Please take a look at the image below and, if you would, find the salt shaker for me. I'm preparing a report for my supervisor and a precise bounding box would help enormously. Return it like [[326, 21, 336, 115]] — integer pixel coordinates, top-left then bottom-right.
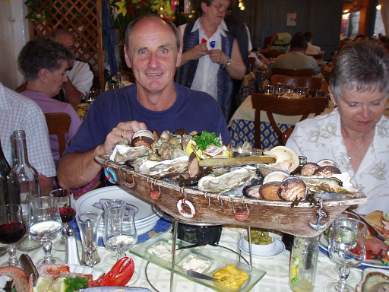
[[289, 236, 319, 292]]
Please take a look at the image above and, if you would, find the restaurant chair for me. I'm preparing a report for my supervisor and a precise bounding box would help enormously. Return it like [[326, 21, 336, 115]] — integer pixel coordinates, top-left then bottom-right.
[[261, 49, 284, 59], [271, 68, 315, 76], [251, 93, 328, 148], [270, 74, 322, 91], [45, 112, 71, 157], [307, 52, 324, 60]]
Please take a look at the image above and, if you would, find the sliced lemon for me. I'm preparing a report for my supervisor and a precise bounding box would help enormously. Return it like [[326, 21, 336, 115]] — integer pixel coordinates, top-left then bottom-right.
[[51, 277, 66, 292], [36, 276, 53, 292]]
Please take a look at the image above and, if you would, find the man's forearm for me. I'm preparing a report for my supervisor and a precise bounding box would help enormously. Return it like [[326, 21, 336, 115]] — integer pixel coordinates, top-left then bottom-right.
[[57, 145, 104, 189]]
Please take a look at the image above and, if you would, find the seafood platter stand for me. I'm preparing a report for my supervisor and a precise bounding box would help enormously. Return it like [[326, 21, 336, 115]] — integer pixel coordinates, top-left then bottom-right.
[[3, 130, 384, 291]]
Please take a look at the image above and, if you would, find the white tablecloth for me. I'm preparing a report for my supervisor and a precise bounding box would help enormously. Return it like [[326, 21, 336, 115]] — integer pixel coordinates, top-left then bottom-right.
[[1, 227, 370, 292]]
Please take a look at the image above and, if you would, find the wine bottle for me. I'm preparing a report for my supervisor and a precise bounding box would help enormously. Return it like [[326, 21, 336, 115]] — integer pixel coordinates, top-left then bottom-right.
[[7, 130, 40, 209], [0, 139, 10, 206]]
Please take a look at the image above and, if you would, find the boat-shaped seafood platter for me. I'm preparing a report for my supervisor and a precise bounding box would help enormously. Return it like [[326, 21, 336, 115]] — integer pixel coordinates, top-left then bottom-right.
[[96, 130, 367, 237]]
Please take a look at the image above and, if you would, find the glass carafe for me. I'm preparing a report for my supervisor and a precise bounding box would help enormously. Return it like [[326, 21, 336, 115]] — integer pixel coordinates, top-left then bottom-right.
[[289, 236, 319, 292]]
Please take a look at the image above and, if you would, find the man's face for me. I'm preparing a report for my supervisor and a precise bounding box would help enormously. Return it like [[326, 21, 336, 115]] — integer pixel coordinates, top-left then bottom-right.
[[336, 88, 387, 134], [55, 34, 75, 53], [44, 60, 69, 97], [202, 0, 231, 26], [124, 18, 181, 98]]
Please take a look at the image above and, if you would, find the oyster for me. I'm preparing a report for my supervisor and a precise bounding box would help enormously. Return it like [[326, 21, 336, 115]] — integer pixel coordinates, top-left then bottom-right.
[[198, 167, 256, 193], [298, 176, 349, 193], [317, 159, 338, 167], [110, 145, 149, 163], [138, 156, 188, 177], [264, 146, 299, 173]]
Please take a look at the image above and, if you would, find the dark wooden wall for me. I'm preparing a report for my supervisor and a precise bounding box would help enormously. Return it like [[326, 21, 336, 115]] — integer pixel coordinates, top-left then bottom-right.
[[232, 0, 343, 59]]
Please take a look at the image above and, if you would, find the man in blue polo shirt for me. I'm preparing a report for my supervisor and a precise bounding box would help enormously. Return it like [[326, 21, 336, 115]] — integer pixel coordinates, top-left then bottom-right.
[[57, 15, 230, 190]]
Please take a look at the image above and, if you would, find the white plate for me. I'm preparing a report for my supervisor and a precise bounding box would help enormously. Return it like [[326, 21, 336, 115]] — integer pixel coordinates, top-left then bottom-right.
[[76, 186, 160, 236], [76, 186, 156, 221], [239, 238, 285, 257]]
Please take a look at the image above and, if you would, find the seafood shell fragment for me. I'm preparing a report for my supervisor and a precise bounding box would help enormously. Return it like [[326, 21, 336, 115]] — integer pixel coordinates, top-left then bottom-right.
[[198, 167, 256, 193], [314, 165, 341, 178], [317, 159, 338, 167]]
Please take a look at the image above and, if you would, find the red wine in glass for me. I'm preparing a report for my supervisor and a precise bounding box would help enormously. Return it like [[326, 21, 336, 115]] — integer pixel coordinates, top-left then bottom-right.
[[0, 222, 26, 244], [59, 207, 76, 223]]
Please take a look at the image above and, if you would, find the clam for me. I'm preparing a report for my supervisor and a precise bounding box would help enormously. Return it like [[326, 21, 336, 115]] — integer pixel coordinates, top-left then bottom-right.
[[278, 177, 306, 201], [314, 165, 341, 178], [260, 182, 282, 201], [263, 171, 289, 184], [300, 162, 320, 176], [317, 159, 338, 168], [264, 146, 299, 173]]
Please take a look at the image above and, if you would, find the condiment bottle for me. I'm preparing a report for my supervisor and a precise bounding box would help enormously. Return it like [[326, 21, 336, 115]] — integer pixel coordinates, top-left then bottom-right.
[[289, 236, 319, 292], [0, 138, 10, 206], [7, 130, 40, 210]]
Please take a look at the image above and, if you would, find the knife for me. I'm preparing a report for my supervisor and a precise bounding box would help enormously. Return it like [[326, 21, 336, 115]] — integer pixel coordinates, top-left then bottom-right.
[[186, 270, 215, 281]]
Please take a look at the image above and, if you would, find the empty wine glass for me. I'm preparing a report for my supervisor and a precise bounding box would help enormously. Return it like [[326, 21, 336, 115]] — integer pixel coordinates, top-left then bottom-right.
[[49, 188, 75, 251], [104, 203, 137, 259], [327, 217, 367, 292], [0, 204, 26, 266], [29, 196, 63, 265]]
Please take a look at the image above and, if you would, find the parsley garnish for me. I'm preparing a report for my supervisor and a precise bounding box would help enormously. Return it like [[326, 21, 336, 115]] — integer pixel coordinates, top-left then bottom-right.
[[193, 131, 221, 151]]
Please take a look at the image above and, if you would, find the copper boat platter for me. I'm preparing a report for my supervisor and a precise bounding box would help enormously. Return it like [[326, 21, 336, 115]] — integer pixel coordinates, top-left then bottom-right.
[[96, 155, 367, 237]]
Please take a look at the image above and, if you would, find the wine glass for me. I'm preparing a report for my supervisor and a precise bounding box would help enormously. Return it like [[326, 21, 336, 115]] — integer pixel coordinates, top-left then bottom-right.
[[0, 204, 26, 266], [49, 188, 75, 251], [29, 196, 63, 265], [104, 203, 137, 259], [327, 217, 367, 292]]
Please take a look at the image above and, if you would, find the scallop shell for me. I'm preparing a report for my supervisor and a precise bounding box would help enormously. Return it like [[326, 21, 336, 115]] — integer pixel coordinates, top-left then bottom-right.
[[264, 146, 299, 173]]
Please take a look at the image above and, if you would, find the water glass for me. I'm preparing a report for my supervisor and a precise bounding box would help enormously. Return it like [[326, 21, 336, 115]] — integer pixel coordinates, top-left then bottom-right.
[[29, 196, 62, 265], [104, 204, 137, 259], [327, 217, 366, 292]]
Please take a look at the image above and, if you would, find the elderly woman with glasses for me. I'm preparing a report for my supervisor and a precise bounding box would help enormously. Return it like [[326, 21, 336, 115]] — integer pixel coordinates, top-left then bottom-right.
[[286, 41, 389, 215]]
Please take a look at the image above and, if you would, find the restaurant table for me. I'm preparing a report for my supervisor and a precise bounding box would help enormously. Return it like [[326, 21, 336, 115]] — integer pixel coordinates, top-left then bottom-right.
[[1, 227, 367, 292]]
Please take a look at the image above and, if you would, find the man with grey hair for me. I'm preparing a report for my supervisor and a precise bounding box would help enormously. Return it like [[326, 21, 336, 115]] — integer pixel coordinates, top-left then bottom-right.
[[286, 41, 389, 214], [58, 15, 229, 192]]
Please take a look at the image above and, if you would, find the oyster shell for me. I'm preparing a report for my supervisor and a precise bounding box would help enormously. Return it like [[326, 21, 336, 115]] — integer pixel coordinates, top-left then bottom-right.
[[198, 167, 256, 193], [298, 176, 351, 193], [317, 159, 338, 167], [314, 165, 341, 178]]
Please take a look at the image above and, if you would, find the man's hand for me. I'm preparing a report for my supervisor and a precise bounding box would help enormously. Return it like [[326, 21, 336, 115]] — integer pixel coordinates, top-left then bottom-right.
[[100, 121, 147, 155]]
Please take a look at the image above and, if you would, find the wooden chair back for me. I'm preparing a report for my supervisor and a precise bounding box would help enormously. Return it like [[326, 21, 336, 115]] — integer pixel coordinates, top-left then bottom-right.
[[270, 74, 322, 91], [271, 68, 315, 76], [45, 113, 71, 157], [251, 93, 329, 148], [261, 49, 284, 59]]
